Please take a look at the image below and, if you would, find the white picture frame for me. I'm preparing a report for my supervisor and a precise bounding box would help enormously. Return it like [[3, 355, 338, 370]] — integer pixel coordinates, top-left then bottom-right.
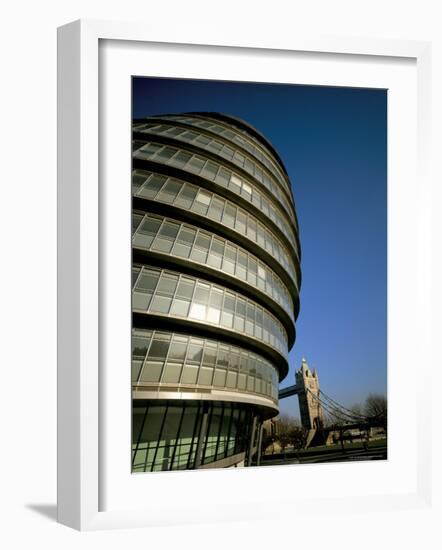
[[57, 19, 432, 531]]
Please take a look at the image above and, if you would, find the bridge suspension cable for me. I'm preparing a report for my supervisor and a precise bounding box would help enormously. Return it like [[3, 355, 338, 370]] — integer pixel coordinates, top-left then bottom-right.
[[318, 390, 367, 421], [306, 388, 369, 424]]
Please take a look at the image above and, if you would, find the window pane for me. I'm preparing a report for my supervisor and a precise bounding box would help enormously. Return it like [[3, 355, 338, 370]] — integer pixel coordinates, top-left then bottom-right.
[[140, 361, 163, 383], [159, 221, 180, 240], [157, 180, 181, 204], [222, 204, 236, 228], [201, 161, 218, 180], [170, 150, 192, 168], [176, 278, 195, 299], [135, 270, 159, 292], [189, 303, 206, 320], [168, 339, 188, 362], [207, 197, 224, 221], [187, 341, 204, 364], [176, 184, 197, 208], [138, 174, 167, 199], [187, 155, 206, 174], [181, 364, 198, 384], [156, 274, 178, 296], [149, 295, 172, 313], [132, 292, 151, 311], [194, 282, 210, 304], [156, 146, 177, 162], [161, 362, 182, 383], [148, 338, 170, 360]]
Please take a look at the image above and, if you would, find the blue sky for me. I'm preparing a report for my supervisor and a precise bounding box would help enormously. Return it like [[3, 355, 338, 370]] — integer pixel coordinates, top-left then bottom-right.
[[133, 77, 387, 418]]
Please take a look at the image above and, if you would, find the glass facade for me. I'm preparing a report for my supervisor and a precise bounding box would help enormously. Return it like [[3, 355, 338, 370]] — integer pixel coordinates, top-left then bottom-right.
[[132, 142, 299, 256], [132, 168, 298, 285], [132, 212, 295, 320], [132, 401, 254, 472], [132, 266, 288, 358], [133, 121, 294, 215], [135, 114, 293, 198], [132, 112, 301, 471], [132, 329, 279, 401]]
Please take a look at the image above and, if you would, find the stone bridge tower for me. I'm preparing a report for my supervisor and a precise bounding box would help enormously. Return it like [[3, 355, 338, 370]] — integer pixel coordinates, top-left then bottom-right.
[[295, 358, 324, 430]]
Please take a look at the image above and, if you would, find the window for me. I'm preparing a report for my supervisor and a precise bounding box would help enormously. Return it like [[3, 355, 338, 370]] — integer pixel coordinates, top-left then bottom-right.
[[192, 189, 212, 215], [137, 173, 167, 199], [226, 350, 240, 389], [221, 145, 234, 160], [248, 258, 257, 285], [132, 171, 149, 193], [220, 292, 235, 328], [176, 277, 195, 299], [190, 231, 211, 263], [222, 203, 236, 228], [236, 211, 247, 234], [207, 196, 224, 222], [230, 174, 242, 193], [246, 303, 255, 336], [170, 150, 192, 168], [215, 167, 230, 187], [208, 140, 223, 153], [156, 273, 178, 296], [169, 299, 190, 317], [236, 251, 247, 280], [189, 302, 206, 321], [201, 161, 219, 181], [242, 181, 252, 198], [186, 341, 204, 364], [172, 226, 196, 258], [168, 337, 188, 362], [222, 244, 236, 275], [165, 127, 185, 137], [195, 134, 210, 146], [133, 216, 161, 248], [187, 155, 206, 174], [207, 288, 223, 324], [247, 218, 257, 241], [208, 238, 224, 269], [147, 336, 170, 361], [151, 221, 180, 253], [175, 183, 197, 209], [156, 146, 177, 162], [138, 142, 162, 157], [135, 269, 159, 293], [156, 179, 182, 204], [193, 282, 210, 304]]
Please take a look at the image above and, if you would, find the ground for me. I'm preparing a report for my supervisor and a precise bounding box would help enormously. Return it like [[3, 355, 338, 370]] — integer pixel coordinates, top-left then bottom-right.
[[261, 438, 387, 466]]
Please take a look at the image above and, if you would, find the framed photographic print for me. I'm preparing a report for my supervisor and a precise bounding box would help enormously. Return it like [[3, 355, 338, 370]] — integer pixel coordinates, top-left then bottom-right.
[[57, 19, 432, 530]]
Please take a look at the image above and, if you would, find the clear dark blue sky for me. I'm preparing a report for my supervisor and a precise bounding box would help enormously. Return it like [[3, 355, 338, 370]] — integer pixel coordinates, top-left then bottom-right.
[[133, 77, 387, 418]]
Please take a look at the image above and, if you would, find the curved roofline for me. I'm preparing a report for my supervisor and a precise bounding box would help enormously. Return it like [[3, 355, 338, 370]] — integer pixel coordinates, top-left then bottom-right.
[[185, 111, 291, 184]]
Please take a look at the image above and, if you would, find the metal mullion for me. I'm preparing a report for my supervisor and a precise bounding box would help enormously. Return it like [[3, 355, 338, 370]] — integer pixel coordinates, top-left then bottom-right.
[[177, 333, 191, 385], [132, 265, 144, 291], [187, 402, 202, 469], [225, 403, 235, 458], [136, 332, 155, 384], [213, 402, 225, 461], [151, 403, 169, 472], [157, 332, 175, 384], [235, 409, 246, 455], [132, 404, 149, 470], [169, 401, 186, 470], [201, 404, 214, 464]]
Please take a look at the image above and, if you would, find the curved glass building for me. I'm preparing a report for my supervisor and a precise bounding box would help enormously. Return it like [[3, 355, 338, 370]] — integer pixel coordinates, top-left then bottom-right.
[[131, 112, 301, 471]]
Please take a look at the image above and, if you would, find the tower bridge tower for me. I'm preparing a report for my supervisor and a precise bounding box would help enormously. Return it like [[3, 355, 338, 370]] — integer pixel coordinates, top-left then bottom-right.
[[295, 358, 324, 430]]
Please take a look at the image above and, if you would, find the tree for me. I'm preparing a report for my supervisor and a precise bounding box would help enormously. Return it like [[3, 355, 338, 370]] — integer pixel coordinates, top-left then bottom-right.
[[349, 403, 364, 418], [273, 414, 307, 452], [364, 393, 387, 431]]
